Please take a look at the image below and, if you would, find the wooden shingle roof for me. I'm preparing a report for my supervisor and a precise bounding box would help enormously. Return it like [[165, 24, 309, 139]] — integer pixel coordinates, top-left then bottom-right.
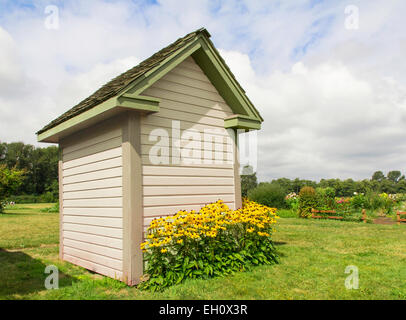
[[37, 28, 209, 134]]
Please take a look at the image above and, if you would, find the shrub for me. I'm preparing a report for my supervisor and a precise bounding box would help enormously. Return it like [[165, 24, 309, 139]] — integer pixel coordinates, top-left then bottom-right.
[[0, 165, 26, 213], [351, 193, 366, 210], [379, 193, 395, 214], [6, 192, 58, 204], [248, 183, 287, 209], [285, 192, 299, 210], [139, 199, 279, 291], [335, 197, 352, 212], [240, 165, 258, 197], [40, 202, 59, 213], [298, 186, 317, 218], [316, 187, 336, 210], [363, 191, 383, 211]]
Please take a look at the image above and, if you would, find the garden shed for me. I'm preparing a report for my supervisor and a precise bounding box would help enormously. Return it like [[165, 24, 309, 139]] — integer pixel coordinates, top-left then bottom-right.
[[36, 28, 263, 285]]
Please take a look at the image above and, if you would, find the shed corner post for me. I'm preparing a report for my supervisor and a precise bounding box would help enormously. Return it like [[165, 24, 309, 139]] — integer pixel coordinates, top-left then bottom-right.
[[122, 111, 143, 286], [58, 146, 64, 261], [232, 128, 242, 210]]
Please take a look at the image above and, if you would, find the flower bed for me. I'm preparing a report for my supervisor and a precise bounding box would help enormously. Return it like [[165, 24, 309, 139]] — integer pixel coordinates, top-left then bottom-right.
[[139, 199, 279, 291]]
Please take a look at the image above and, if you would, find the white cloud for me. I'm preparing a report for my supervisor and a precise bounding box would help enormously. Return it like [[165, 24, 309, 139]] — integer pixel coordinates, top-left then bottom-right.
[[1, 0, 406, 181], [220, 49, 406, 181]]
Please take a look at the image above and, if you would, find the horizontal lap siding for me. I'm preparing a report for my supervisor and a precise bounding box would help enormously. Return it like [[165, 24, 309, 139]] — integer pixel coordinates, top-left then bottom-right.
[[141, 57, 236, 230], [61, 119, 124, 280]]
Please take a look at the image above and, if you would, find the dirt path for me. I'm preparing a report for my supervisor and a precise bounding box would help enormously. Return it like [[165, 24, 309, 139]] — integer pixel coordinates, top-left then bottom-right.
[[373, 217, 396, 225]]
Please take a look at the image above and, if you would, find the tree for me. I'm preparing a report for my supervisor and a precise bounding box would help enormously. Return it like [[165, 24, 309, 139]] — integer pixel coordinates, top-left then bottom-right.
[[0, 165, 26, 212], [397, 180, 406, 193], [240, 165, 258, 197], [0, 142, 59, 196], [372, 171, 385, 182], [387, 170, 402, 183], [380, 179, 397, 194]]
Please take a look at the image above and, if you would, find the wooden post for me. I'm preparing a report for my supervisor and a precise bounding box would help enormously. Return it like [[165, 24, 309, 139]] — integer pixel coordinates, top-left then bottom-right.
[[58, 148, 64, 260], [231, 129, 242, 210], [122, 112, 143, 286], [398, 211, 401, 226], [362, 209, 367, 223]]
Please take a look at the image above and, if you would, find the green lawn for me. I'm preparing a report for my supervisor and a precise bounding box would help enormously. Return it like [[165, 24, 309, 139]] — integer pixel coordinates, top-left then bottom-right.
[[1, 204, 405, 300]]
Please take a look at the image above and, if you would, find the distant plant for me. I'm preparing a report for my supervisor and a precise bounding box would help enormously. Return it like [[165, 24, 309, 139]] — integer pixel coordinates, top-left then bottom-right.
[[335, 197, 352, 212], [379, 193, 395, 214], [359, 191, 395, 214], [298, 186, 317, 218], [6, 191, 59, 204], [316, 187, 336, 210], [0, 165, 26, 213], [285, 192, 299, 210], [240, 165, 258, 197], [248, 183, 288, 209], [40, 202, 59, 213], [351, 193, 366, 209]]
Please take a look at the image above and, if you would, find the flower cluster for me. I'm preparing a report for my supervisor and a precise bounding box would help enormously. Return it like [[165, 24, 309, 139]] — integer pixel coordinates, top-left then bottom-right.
[[285, 192, 298, 200], [139, 199, 279, 291], [141, 198, 279, 252], [336, 197, 351, 204]]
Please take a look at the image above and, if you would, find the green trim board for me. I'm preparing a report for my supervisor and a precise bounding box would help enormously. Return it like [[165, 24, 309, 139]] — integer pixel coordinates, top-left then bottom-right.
[[224, 114, 261, 130], [37, 28, 263, 143], [117, 95, 160, 113], [37, 95, 160, 143], [123, 40, 203, 97], [37, 96, 118, 143], [192, 37, 263, 122]]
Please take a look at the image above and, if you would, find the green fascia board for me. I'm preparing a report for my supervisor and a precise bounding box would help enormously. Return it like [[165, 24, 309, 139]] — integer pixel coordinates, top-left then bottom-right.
[[37, 95, 160, 142], [123, 40, 203, 96], [37, 96, 118, 142], [192, 37, 263, 123], [224, 114, 261, 130], [117, 94, 160, 113]]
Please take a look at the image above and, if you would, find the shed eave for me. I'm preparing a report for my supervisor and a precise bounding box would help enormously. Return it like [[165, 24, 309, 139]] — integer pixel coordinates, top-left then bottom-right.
[[37, 95, 160, 143], [224, 114, 262, 130]]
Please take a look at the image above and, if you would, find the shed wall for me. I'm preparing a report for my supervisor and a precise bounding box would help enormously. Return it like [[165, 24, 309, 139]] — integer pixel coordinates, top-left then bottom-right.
[[140, 57, 239, 229], [60, 118, 124, 280]]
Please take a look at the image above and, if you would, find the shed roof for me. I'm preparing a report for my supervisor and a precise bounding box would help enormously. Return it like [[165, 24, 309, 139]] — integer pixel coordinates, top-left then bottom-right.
[[37, 28, 263, 141]]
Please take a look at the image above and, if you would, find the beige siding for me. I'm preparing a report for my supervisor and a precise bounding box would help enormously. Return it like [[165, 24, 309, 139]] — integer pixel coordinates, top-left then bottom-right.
[[140, 57, 237, 229], [60, 118, 124, 280]]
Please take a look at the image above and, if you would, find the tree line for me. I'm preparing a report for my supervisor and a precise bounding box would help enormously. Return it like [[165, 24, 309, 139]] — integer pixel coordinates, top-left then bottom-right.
[[241, 168, 406, 197], [1, 142, 405, 202], [0, 142, 59, 200]]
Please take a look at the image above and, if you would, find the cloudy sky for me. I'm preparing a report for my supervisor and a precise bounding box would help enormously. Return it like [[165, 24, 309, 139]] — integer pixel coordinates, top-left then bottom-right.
[[0, 0, 405, 181]]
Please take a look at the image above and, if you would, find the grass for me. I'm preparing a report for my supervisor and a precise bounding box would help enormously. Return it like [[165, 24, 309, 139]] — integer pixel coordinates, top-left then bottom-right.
[[1, 204, 406, 300], [0, 203, 59, 249], [277, 207, 399, 222]]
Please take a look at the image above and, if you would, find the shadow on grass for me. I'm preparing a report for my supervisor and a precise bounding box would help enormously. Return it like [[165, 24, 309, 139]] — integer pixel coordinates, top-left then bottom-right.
[[0, 248, 73, 298], [274, 241, 287, 246], [1, 212, 43, 217]]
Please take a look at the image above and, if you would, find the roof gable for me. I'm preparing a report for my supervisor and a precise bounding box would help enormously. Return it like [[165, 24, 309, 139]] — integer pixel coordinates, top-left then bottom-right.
[[37, 28, 263, 142]]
